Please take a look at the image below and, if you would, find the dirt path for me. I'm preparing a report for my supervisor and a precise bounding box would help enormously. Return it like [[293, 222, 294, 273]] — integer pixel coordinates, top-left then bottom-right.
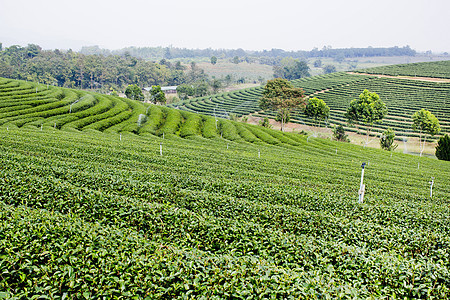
[[347, 72, 450, 83]]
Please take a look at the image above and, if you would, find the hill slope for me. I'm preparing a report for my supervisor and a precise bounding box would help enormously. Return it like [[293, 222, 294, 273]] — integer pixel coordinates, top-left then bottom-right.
[[170, 62, 450, 139], [1, 77, 450, 298]]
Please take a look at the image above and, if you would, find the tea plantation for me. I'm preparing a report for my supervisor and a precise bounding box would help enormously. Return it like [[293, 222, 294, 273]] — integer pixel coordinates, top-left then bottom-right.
[[0, 77, 450, 299], [170, 62, 450, 139]]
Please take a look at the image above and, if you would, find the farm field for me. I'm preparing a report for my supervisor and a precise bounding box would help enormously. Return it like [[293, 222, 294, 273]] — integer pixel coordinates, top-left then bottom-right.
[[0, 77, 450, 298], [171, 62, 450, 144]]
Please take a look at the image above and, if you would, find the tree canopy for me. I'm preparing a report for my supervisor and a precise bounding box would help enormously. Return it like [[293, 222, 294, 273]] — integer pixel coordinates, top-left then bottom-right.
[[412, 109, 441, 156], [150, 85, 166, 104], [273, 58, 310, 80], [260, 78, 305, 131], [125, 84, 144, 101], [304, 97, 330, 128], [345, 89, 387, 146]]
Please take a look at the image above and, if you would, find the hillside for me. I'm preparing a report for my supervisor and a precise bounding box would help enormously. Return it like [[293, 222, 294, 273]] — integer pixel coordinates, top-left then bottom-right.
[[171, 61, 450, 143], [1, 77, 450, 298]]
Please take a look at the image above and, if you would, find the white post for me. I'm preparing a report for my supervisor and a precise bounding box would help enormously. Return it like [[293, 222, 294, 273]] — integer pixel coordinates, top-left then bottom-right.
[[429, 177, 434, 198], [160, 142, 163, 156], [40, 124, 43, 131], [258, 149, 260, 158], [227, 143, 229, 150], [119, 133, 122, 141], [54, 123, 56, 129], [336, 148, 338, 155], [358, 162, 366, 203]]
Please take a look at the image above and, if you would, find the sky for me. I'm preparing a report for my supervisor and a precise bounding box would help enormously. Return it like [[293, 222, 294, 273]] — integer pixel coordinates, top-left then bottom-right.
[[0, 0, 449, 52]]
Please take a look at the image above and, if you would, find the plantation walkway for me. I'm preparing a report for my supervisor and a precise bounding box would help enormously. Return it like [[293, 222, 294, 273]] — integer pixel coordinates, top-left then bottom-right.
[[347, 72, 450, 83]]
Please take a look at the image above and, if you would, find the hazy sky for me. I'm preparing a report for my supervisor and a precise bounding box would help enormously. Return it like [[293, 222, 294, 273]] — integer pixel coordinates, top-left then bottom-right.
[[1, 0, 449, 52]]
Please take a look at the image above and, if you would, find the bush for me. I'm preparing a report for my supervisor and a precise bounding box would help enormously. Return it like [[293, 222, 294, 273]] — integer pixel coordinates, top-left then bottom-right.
[[435, 134, 450, 161], [380, 128, 398, 151], [333, 125, 350, 142], [259, 117, 272, 128]]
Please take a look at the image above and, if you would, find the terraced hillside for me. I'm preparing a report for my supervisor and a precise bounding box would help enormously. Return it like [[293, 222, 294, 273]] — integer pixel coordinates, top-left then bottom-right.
[[170, 64, 450, 139], [1, 114, 450, 298], [0, 77, 312, 145], [354, 60, 450, 79]]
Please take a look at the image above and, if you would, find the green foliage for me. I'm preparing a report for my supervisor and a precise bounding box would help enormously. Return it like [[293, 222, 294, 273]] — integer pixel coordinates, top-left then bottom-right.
[[346, 89, 387, 126], [125, 84, 144, 100], [304, 97, 330, 126], [193, 81, 209, 97], [323, 64, 337, 74], [275, 108, 290, 124], [380, 128, 398, 151], [435, 134, 450, 161], [232, 56, 239, 64], [150, 85, 166, 104], [210, 56, 217, 65], [412, 109, 441, 156], [259, 117, 272, 128], [333, 124, 350, 142], [210, 79, 222, 93], [273, 58, 310, 80], [260, 78, 305, 111], [412, 109, 441, 136], [177, 84, 195, 100]]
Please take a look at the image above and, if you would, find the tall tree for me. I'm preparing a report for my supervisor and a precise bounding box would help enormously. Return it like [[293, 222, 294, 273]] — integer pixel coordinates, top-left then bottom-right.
[[412, 109, 440, 157], [259, 78, 305, 131], [304, 97, 330, 133], [273, 58, 310, 80], [150, 85, 166, 104], [125, 84, 144, 101], [345, 89, 387, 147], [210, 56, 217, 65]]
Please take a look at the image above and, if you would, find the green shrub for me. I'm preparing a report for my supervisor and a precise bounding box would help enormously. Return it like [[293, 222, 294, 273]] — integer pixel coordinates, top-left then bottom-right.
[[435, 134, 450, 161]]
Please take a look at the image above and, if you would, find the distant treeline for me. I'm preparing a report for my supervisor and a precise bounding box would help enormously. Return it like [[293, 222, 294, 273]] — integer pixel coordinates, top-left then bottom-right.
[[81, 45, 417, 63], [0, 44, 207, 91]]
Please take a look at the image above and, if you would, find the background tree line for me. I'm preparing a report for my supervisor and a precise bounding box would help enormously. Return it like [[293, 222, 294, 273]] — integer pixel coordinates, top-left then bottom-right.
[[0, 44, 209, 93], [80, 45, 417, 63]]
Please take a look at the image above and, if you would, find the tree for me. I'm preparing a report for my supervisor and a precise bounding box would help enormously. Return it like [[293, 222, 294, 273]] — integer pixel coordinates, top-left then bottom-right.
[[211, 79, 222, 93], [435, 134, 450, 161], [380, 128, 398, 151], [125, 84, 144, 100], [323, 64, 336, 74], [345, 89, 387, 147], [259, 78, 305, 131], [273, 58, 310, 80], [412, 109, 441, 157], [313, 59, 322, 68], [176, 84, 194, 100], [150, 85, 166, 104], [210, 56, 217, 65], [304, 97, 330, 132], [333, 125, 350, 142], [193, 81, 209, 97], [232, 56, 239, 64], [275, 108, 290, 129]]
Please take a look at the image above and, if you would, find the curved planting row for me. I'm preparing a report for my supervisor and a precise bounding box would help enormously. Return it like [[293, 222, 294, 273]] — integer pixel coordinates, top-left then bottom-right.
[[0, 121, 449, 298], [171, 69, 449, 139], [355, 60, 450, 79], [0, 77, 316, 147]]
